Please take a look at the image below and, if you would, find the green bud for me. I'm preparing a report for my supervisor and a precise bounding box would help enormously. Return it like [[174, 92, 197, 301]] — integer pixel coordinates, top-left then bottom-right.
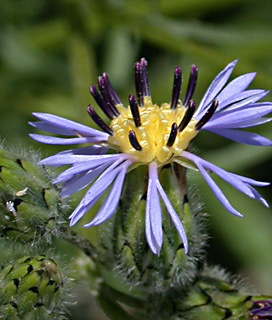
[[90, 164, 206, 296], [173, 266, 272, 320], [0, 145, 67, 243], [0, 255, 64, 320], [90, 264, 272, 320]]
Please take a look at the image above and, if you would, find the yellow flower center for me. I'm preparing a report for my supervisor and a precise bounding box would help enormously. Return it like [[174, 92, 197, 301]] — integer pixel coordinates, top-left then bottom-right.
[[108, 97, 198, 164]]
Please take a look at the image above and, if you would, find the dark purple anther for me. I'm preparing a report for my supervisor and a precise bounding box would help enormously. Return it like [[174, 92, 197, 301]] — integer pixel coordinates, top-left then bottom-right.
[[98, 76, 120, 117], [134, 62, 144, 107], [87, 105, 113, 135], [128, 130, 142, 151], [170, 67, 182, 109], [183, 65, 198, 107], [140, 58, 151, 97], [178, 100, 196, 132], [129, 94, 141, 127], [90, 85, 115, 120], [102, 73, 122, 106], [167, 123, 178, 147], [195, 100, 218, 130]]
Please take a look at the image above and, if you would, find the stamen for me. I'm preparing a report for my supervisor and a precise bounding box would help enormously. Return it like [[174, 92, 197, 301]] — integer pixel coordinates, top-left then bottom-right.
[[167, 123, 178, 147], [178, 100, 196, 132], [195, 99, 219, 130], [102, 73, 122, 106], [134, 62, 144, 107], [140, 58, 151, 97], [90, 85, 114, 120], [183, 65, 198, 107], [98, 77, 120, 117], [87, 105, 113, 135], [129, 94, 141, 127], [128, 130, 142, 151], [170, 67, 182, 109]]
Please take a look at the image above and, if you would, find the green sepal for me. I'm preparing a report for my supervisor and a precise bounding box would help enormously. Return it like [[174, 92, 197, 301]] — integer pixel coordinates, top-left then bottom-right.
[[174, 157, 198, 172]]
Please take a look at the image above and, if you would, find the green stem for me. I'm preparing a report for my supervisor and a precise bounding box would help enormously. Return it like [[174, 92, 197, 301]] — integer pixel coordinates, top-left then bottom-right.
[[60, 225, 98, 261]]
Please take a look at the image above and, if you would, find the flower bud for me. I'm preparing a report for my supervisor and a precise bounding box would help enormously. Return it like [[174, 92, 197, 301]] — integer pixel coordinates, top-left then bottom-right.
[[90, 263, 272, 320], [0, 146, 66, 243], [173, 266, 272, 320], [0, 255, 64, 319]]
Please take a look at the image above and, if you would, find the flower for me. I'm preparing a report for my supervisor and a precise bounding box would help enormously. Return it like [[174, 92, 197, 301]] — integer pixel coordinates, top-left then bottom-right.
[[250, 299, 272, 319], [29, 58, 271, 255]]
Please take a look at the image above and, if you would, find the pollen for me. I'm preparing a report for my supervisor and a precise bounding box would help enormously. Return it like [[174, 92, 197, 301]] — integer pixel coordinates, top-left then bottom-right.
[[108, 97, 198, 164]]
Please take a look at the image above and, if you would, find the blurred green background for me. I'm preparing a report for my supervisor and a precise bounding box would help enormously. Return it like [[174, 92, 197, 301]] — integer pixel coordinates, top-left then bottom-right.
[[1, 0, 272, 318]]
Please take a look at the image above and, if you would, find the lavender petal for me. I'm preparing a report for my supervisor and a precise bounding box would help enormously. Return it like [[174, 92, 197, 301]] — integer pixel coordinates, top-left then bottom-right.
[[182, 152, 255, 199], [145, 174, 160, 255], [202, 117, 272, 130], [32, 112, 107, 138], [82, 164, 124, 207], [182, 151, 269, 204], [216, 89, 265, 111], [198, 164, 243, 217], [30, 134, 105, 145], [181, 151, 244, 217], [218, 90, 270, 113], [215, 72, 256, 105], [39, 153, 121, 167], [149, 163, 163, 254], [69, 155, 127, 225], [54, 161, 112, 184], [56, 145, 108, 156], [60, 164, 109, 197], [233, 174, 270, 187], [29, 121, 80, 136], [247, 186, 269, 207], [195, 60, 238, 117], [84, 161, 131, 227], [202, 104, 272, 129], [69, 159, 127, 225], [69, 196, 100, 227], [205, 128, 272, 146]]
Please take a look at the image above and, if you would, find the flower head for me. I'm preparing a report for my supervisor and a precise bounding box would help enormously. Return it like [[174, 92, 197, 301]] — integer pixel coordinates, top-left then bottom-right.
[[30, 58, 271, 255]]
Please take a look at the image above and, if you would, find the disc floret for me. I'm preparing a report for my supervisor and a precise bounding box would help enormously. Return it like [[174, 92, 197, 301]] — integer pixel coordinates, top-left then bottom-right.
[[108, 97, 198, 164]]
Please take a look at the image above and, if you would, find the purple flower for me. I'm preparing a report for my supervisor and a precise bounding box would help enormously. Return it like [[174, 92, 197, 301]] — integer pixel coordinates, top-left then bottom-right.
[[250, 299, 272, 319], [29, 58, 271, 255]]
